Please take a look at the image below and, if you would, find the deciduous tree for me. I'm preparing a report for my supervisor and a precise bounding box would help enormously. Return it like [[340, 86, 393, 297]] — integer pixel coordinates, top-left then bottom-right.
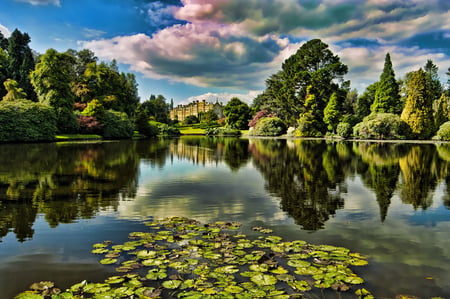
[[223, 97, 251, 130]]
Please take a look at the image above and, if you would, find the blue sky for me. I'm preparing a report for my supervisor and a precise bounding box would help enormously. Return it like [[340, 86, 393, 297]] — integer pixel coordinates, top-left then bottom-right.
[[0, 0, 449, 105]]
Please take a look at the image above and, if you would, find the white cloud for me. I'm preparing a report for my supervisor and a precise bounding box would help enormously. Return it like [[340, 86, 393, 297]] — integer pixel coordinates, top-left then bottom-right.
[[0, 24, 11, 37], [82, 28, 106, 39], [15, 0, 60, 6], [185, 90, 261, 106]]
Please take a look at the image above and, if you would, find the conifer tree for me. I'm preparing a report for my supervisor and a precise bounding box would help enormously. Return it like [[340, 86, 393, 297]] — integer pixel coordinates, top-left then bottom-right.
[[371, 53, 401, 114], [401, 69, 434, 139], [424, 59, 442, 102], [323, 92, 340, 133], [433, 93, 449, 131]]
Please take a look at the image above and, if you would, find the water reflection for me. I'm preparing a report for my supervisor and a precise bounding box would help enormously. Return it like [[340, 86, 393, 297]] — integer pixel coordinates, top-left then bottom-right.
[[1, 138, 450, 243]]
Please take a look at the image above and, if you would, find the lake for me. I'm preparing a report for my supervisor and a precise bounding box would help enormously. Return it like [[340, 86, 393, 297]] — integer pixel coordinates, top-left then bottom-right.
[[0, 137, 449, 298]]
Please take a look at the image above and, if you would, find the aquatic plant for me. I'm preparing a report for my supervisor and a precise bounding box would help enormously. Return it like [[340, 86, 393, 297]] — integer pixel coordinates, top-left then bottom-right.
[[15, 216, 373, 298]]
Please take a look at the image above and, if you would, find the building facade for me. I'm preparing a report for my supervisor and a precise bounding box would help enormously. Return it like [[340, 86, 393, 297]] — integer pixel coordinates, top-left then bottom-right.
[[170, 100, 224, 121]]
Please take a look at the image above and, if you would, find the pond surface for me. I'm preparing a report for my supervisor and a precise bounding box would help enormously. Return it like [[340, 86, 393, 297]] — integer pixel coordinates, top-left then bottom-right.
[[0, 137, 449, 298]]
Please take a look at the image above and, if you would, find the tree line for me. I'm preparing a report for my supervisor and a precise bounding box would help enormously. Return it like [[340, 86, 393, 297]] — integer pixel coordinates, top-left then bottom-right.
[[1, 29, 450, 141]]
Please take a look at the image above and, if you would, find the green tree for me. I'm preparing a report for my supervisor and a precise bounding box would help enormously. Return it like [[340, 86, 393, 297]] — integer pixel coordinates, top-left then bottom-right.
[[141, 94, 170, 123], [401, 69, 434, 139], [261, 39, 348, 127], [3, 79, 27, 101], [0, 31, 8, 50], [355, 82, 378, 122], [223, 97, 251, 130], [371, 53, 401, 114], [433, 93, 449, 131], [323, 92, 340, 133], [30, 48, 78, 132], [424, 59, 443, 102], [446, 67, 450, 96], [0, 48, 10, 98], [7, 29, 36, 101]]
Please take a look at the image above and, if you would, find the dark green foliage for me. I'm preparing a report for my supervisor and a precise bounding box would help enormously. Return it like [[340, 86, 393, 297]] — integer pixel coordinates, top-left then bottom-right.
[[336, 122, 352, 138], [371, 53, 401, 114], [183, 115, 199, 125], [401, 69, 434, 139], [135, 106, 158, 137], [198, 110, 218, 125], [141, 94, 170, 123], [6, 29, 36, 101], [434, 121, 450, 141], [424, 59, 443, 102], [433, 93, 449, 131], [102, 110, 134, 139], [354, 113, 409, 140], [251, 117, 287, 136], [157, 123, 181, 136], [56, 107, 79, 134], [223, 97, 251, 129], [355, 82, 377, 122], [0, 99, 56, 141], [258, 39, 348, 127], [0, 48, 8, 98]]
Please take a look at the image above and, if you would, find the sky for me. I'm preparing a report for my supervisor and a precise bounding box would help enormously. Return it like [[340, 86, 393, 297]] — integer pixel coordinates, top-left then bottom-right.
[[0, 0, 449, 106]]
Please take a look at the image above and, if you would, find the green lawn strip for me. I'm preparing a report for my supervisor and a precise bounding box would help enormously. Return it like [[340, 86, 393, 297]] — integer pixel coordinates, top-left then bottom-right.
[[56, 134, 102, 140]]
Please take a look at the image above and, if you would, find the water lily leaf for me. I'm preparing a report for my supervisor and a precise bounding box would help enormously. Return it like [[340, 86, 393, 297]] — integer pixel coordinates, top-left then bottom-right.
[[294, 266, 322, 275], [104, 276, 124, 284], [275, 274, 294, 282], [215, 265, 239, 274], [12, 291, 43, 299], [348, 259, 369, 266], [250, 274, 277, 286], [240, 271, 259, 277], [91, 248, 109, 254], [83, 283, 110, 293], [270, 266, 289, 274], [162, 280, 182, 289], [30, 281, 54, 290], [288, 280, 311, 291], [136, 250, 157, 259], [93, 243, 108, 248], [100, 258, 117, 265], [123, 278, 142, 288], [287, 259, 310, 268], [249, 264, 269, 272], [146, 269, 167, 280], [344, 276, 364, 284]]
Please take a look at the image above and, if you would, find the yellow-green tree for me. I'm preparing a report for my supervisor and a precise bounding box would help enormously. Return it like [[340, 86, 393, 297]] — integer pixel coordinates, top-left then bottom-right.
[[401, 69, 434, 139], [2, 79, 26, 101]]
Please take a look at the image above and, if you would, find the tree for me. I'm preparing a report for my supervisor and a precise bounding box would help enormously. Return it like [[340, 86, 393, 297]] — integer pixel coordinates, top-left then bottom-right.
[[223, 97, 252, 130], [30, 48, 78, 132], [0, 31, 8, 50], [7, 29, 36, 101], [3, 79, 27, 101], [371, 53, 401, 114], [323, 92, 341, 133], [0, 48, 9, 98], [261, 39, 348, 127], [401, 68, 434, 139], [433, 93, 449, 130], [424, 59, 443, 102], [141, 94, 170, 123], [447, 67, 450, 96]]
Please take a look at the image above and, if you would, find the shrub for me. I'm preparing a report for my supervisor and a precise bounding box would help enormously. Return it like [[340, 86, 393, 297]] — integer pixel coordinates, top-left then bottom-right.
[[434, 121, 450, 141], [248, 110, 273, 128], [353, 113, 409, 140], [102, 110, 134, 139], [336, 122, 352, 138], [56, 107, 79, 133], [183, 115, 199, 125], [77, 115, 103, 134], [251, 117, 286, 136], [158, 124, 181, 136], [0, 99, 57, 142], [205, 127, 241, 136], [295, 114, 323, 137]]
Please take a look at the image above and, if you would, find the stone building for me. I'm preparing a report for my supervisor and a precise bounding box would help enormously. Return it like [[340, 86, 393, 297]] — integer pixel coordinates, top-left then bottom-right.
[[170, 100, 224, 121]]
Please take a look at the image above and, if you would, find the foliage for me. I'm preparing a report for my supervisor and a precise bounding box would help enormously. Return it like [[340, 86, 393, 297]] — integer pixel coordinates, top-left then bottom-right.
[[198, 110, 218, 125], [295, 110, 323, 137], [433, 93, 448, 131], [0, 99, 56, 142], [102, 110, 134, 139], [81, 99, 106, 122], [56, 107, 79, 134], [134, 106, 158, 137], [355, 82, 377, 122], [260, 39, 348, 126], [434, 121, 450, 141], [223, 97, 252, 129], [77, 115, 103, 134], [336, 122, 352, 138], [353, 113, 409, 140], [6, 29, 36, 101], [0, 48, 8, 98], [157, 123, 181, 136], [424, 59, 443, 102], [400, 68, 434, 139], [248, 109, 273, 128], [205, 127, 241, 136], [251, 117, 287, 136], [323, 92, 341, 132], [16, 216, 370, 299], [371, 53, 401, 114], [183, 115, 199, 125], [141, 94, 170, 123], [3, 79, 27, 101]]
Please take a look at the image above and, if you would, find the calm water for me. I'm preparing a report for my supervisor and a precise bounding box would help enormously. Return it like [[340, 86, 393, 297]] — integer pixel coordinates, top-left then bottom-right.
[[0, 137, 449, 298]]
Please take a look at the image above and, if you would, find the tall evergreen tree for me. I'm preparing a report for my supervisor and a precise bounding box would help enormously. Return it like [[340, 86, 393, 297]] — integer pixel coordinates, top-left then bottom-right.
[[7, 29, 36, 101], [401, 69, 434, 139], [0, 31, 8, 50], [371, 53, 401, 114], [323, 92, 340, 133], [0, 48, 8, 98], [424, 59, 443, 102]]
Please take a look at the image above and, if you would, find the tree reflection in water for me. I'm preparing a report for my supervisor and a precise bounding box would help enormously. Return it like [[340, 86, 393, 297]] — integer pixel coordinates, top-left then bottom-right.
[[1, 138, 450, 243]]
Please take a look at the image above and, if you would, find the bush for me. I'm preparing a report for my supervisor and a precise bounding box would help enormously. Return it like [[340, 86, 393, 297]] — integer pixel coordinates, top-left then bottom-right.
[[0, 99, 57, 142], [56, 107, 79, 133], [336, 122, 352, 138], [353, 113, 410, 140], [205, 127, 241, 136], [183, 115, 199, 125], [102, 110, 134, 139], [77, 115, 103, 134], [158, 124, 181, 136], [434, 121, 450, 141], [295, 114, 323, 137], [251, 117, 287, 136]]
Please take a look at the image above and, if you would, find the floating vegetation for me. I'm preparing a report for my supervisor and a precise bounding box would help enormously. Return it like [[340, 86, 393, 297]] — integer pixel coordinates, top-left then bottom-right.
[[15, 216, 373, 298]]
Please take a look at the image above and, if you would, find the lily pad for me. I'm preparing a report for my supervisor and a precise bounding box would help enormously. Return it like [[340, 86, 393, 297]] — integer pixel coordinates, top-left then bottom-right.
[[250, 274, 277, 286]]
